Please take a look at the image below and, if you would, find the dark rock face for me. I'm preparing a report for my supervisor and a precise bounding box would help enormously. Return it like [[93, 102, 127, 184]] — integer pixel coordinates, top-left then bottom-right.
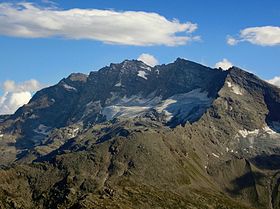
[[0, 58, 280, 209]]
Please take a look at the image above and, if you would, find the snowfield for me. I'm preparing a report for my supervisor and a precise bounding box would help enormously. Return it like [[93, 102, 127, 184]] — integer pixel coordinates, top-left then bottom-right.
[[102, 88, 213, 123]]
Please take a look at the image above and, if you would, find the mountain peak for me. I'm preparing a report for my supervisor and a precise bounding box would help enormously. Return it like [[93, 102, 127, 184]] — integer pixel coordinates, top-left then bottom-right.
[[66, 73, 88, 82], [111, 59, 149, 68], [174, 57, 188, 63]]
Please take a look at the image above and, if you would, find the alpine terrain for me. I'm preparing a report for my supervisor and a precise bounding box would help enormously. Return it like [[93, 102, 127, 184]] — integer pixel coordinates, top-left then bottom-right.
[[0, 58, 280, 209]]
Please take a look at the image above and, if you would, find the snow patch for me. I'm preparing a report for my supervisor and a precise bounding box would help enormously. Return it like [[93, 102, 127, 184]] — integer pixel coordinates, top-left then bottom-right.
[[62, 83, 77, 91], [155, 98, 177, 121], [34, 124, 51, 135], [226, 81, 232, 88], [137, 70, 148, 80], [238, 125, 279, 138], [212, 153, 220, 158], [232, 85, 243, 95], [226, 81, 243, 95], [102, 89, 213, 123], [68, 127, 79, 138], [263, 125, 278, 135], [102, 96, 160, 120], [115, 82, 122, 87], [29, 114, 38, 119], [156, 89, 213, 122], [238, 129, 259, 138], [102, 105, 150, 120], [141, 65, 151, 71]]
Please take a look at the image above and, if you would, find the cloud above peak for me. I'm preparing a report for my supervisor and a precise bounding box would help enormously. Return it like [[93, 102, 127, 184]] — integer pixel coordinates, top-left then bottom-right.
[[0, 2, 199, 46], [2, 79, 44, 93], [267, 76, 280, 88], [137, 53, 159, 67], [227, 26, 280, 46], [215, 58, 233, 70], [0, 79, 46, 115]]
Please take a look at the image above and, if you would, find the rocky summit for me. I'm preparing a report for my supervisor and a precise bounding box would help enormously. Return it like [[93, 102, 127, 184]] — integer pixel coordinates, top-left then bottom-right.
[[0, 58, 280, 209]]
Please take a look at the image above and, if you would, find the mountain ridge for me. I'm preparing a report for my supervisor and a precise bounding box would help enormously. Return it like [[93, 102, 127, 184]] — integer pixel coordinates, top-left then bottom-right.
[[0, 58, 280, 209]]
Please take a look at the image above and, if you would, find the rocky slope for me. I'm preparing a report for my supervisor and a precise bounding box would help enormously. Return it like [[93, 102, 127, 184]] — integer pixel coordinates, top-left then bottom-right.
[[0, 58, 280, 209]]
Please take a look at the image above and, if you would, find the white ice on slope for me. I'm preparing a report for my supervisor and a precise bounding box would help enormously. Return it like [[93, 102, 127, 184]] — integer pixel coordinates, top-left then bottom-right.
[[67, 127, 80, 138], [62, 83, 77, 91], [102, 95, 160, 120], [140, 65, 151, 71], [263, 125, 278, 135], [103, 105, 151, 120], [238, 125, 280, 138], [226, 81, 243, 95], [238, 129, 259, 138], [137, 70, 148, 80], [34, 124, 51, 135], [102, 88, 213, 122], [155, 89, 212, 122], [115, 82, 122, 87], [212, 153, 220, 158], [155, 98, 177, 121], [226, 81, 232, 88]]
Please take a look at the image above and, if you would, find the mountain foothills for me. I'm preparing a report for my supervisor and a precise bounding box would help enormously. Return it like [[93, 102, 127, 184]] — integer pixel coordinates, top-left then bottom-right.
[[0, 58, 280, 209]]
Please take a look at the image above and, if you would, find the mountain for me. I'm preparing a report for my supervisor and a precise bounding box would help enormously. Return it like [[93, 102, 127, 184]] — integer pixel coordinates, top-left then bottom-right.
[[0, 58, 280, 209]]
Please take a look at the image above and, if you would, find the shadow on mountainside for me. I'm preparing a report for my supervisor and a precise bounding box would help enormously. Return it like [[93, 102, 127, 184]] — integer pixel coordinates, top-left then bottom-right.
[[250, 154, 280, 170], [226, 171, 265, 195], [264, 87, 280, 134]]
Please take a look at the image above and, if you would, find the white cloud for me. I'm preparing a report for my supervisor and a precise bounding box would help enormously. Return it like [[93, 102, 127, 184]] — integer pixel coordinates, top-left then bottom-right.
[[267, 76, 280, 87], [0, 2, 199, 46], [0, 92, 32, 115], [2, 79, 44, 92], [227, 26, 280, 46], [0, 79, 45, 115], [137, 53, 159, 67], [226, 36, 238, 46], [215, 58, 233, 70]]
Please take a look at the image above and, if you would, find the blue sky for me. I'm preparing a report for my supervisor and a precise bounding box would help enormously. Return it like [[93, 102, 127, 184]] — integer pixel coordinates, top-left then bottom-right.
[[0, 0, 280, 114]]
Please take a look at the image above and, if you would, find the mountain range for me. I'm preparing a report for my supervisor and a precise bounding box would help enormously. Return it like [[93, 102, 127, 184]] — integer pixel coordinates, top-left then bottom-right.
[[0, 58, 280, 209]]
